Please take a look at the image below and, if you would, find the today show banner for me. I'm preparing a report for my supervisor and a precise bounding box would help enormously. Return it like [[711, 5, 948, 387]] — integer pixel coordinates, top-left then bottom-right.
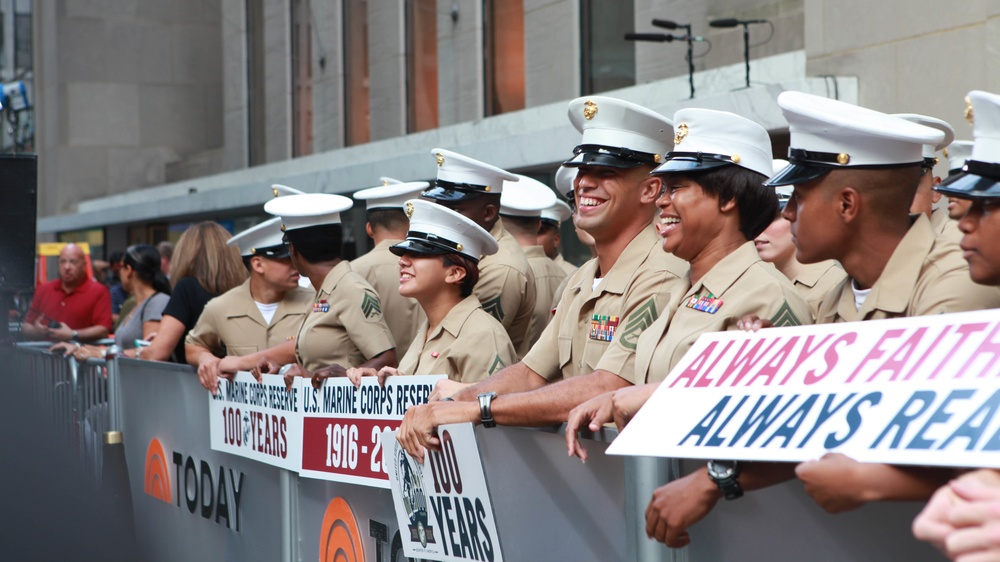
[[608, 308, 1000, 468], [209, 372, 444, 487]]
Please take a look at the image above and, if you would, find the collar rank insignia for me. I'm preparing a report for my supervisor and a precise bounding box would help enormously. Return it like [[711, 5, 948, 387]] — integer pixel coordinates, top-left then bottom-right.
[[687, 293, 723, 314], [314, 299, 330, 313], [590, 314, 620, 341]]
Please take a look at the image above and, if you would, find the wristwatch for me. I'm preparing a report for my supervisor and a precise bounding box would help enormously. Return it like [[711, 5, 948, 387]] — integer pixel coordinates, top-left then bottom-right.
[[707, 460, 743, 500], [72, 330, 79, 341], [477, 392, 497, 428]]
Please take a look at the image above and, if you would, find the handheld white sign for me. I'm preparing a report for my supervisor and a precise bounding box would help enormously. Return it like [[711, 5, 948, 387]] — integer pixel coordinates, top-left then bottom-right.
[[385, 424, 504, 562], [608, 308, 1000, 468], [298, 375, 444, 487], [209, 372, 303, 471]]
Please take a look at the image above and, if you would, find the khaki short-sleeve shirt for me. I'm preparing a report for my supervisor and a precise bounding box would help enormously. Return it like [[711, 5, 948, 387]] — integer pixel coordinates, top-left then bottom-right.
[[521, 225, 690, 382], [625, 242, 813, 384], [791, 261, 847, 320], [294, 261, 396, 372], [931, 207, 963, 247], [816, 214, 1000, 323], [397, 295, 517, 383], [351, 239, 425, 357], [554, 253, 579, 277], [524, 245, 568, 350], [476, 218, 537, 357], [186, 279, 314, 356]]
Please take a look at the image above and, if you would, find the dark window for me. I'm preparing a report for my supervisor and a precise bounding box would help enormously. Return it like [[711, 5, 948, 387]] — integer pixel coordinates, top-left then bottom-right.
[[580, 0, 635, 95]]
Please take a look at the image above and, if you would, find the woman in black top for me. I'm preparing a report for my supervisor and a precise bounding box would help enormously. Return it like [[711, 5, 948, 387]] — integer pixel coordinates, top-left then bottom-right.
[[142, 222, 247, 363]]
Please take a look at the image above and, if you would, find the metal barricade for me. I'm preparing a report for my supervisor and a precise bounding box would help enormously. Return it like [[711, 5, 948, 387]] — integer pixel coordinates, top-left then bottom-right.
[[10, 343, 113, 479]]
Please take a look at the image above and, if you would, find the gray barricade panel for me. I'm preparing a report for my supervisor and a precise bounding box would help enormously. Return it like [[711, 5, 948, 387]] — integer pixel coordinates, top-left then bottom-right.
[[117, 358, 285, 562]]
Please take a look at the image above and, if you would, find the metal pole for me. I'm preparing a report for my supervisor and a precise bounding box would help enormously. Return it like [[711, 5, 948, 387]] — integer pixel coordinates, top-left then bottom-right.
[[625, 456, 679, 562], [280, 469, 299, 562], [742, 23, 751, 88]]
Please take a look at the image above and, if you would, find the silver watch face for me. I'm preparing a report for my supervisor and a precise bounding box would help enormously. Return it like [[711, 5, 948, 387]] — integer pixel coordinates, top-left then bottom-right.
[[708, 461, 736, 480]]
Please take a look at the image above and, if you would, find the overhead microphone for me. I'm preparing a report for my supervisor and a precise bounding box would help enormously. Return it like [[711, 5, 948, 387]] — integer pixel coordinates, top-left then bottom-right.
[[709, 18, 768, 27], [623, 32, 671, 42], [651, 19, 679, 30]]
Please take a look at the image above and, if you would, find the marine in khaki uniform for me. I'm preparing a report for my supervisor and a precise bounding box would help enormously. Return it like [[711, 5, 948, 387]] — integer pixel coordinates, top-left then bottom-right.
[[379, 200, 516, 383], [754, 177, 847, 319], [630, 93, 985, 548], [420, 149, 537, 358], [628, 243, 812, 383], [943, 140, 975, 221], [915, 93, 1000, 553], [218, 193, 397, 383], [396, 97, 689, 461], [351, 179, 428, 357], [499, 174, 565, 349], [896, 113, 964, 247], [539, 186, 579, 277], [524, 226, 687, 381], [188, 216, 314, 394]]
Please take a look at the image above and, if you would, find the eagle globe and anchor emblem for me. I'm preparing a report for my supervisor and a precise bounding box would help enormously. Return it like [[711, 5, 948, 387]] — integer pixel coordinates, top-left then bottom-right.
[[394, 441, 435, 547]]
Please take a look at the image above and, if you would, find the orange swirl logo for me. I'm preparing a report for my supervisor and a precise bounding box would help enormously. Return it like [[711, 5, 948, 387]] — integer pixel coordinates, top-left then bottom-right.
[[319, 497, 365, 562], [144, 438, 172, 503]]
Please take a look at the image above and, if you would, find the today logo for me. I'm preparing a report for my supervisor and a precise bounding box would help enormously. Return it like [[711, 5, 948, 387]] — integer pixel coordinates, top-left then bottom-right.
[[320, 497, 365, 562], [143, 438, 246, 532]]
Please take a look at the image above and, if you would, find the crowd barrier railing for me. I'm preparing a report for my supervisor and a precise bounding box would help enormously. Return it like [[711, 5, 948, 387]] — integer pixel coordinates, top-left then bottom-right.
[[11, 345, 941, 562]]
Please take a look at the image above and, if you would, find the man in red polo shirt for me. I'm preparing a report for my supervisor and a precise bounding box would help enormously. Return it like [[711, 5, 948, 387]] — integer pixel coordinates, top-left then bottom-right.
[[22, 244, 112, 342]]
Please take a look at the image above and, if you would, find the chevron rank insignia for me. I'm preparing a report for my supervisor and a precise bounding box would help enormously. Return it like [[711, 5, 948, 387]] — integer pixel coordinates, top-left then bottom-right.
[[482, 296, 505, 322], [770, 302, 802, 327], [361, 291, 382, 319], [617, 298, 658, 351], [488, 355, 506, 375]]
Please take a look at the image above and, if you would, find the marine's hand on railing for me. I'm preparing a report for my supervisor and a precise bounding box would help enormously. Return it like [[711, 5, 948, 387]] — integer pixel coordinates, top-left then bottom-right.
[[252, 356, 282, 382], [795, 453, 873, 513], [397, 400, 480, 464], [197, 355, 222, 395], [429, 379, 471, 402], [376, 366, 399, 388], [49, 341, 78, 357], [281, 363, 310, 391], [646, 468, 721, 548], [310, 364, 348, 390], [346, 367, 377, 388], [736, 313, 773, 332], [565, 391, 615, 462]]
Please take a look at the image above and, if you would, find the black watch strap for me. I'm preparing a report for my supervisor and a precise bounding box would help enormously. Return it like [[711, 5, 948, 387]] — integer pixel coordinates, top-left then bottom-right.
[[478, 392, 497, 428], [707, 460, 743, 500]]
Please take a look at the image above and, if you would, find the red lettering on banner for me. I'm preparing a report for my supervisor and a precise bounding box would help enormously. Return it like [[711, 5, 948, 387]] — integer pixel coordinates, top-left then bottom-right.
[[956, 322, 1000, 379], [903, 324, 955, 381], [717, 338, 783, 387], [746, 336, 799, 387], [847, 329, 905, 383], [781, 334, 834, 385], [672, 341, 719, 388], [805, 333, 856, 385], [928, 323, 989, 380], [868, 328, 926, 383]]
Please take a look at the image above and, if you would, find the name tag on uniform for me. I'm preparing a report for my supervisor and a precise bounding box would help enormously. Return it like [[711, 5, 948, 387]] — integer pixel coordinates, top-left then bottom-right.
[[686, 293, 723, 314], [313, 299, 330, 313], [590, 315, 619, 341]]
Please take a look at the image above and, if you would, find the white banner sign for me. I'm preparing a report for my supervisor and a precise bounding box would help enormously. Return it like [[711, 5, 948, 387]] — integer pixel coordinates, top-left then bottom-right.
[[608, 308, 1000, 468], [298, 375, 444, 487], [209, 372, 303, 471], [385, 424, 504, 562]]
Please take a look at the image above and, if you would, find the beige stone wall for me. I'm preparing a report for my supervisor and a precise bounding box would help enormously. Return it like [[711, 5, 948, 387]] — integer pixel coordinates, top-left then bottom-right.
[[437, 0, 483, 127], [524, 0, 580, 106], [369, 0, 407, 140], [635, 0, 804, 85], [805, 0, 1000, 141], [35, 0, 224, 216]]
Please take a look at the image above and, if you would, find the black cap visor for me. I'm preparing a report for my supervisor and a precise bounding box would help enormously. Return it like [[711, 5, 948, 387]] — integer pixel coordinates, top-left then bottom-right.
[[652, 153, 735, 175], [562, 144, 660, 170], [764, 162, 832, 187], [421, 185, 483, 202], [390, 239, 453, 258], [252, 243, 291, 259], [935, 164, 1000, 200]]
